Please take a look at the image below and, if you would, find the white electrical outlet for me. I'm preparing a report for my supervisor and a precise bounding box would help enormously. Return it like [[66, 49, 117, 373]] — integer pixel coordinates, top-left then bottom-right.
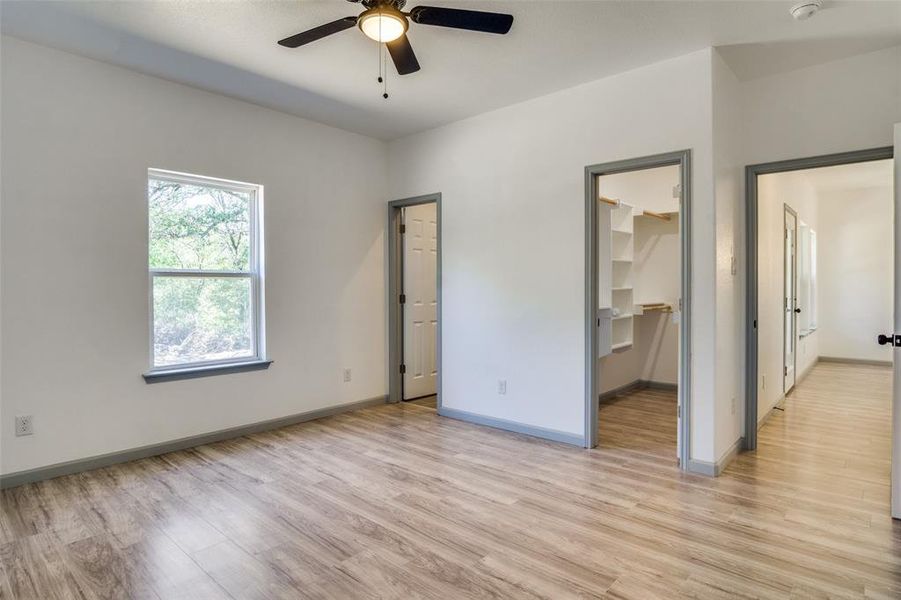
[[497, 379, 507, 395], [15, 415, 33, 437], [343, 368, 352, 383]]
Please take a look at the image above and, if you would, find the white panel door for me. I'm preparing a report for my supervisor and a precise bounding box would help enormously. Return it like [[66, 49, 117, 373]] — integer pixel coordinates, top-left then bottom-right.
[[784, 206, 797, 394], [892, 123, 900, 519], [403, 203, 438, 399]]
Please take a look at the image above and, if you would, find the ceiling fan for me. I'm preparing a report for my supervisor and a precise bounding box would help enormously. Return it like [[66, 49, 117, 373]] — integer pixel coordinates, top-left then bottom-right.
[[277, 0, 514, 76]]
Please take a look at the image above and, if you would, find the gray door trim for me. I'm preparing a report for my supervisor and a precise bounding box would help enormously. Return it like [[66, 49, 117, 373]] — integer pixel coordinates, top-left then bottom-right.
[[584, 149, 692, 470], [744, 146, 893, 450], [387, 193, 442, 407]]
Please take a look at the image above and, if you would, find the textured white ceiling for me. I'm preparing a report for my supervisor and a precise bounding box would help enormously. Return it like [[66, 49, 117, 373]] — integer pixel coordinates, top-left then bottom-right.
[[2, 0, 899, 139]]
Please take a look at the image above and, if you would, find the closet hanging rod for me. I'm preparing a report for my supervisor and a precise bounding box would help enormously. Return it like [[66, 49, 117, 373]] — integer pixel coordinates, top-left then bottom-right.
[[641, 210, 671, 222], [598, 196, 620, 206]]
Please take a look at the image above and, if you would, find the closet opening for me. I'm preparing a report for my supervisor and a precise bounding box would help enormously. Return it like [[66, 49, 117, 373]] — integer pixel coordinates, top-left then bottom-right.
[[584, 151, 691, 469], [388, 194, 441, 409]]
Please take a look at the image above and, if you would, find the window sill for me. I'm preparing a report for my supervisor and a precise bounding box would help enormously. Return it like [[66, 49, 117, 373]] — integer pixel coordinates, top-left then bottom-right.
[[143, 359, 273, 383]]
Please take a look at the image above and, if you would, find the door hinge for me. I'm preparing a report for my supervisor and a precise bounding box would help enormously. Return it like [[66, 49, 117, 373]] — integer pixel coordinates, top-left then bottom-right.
[[400, 224, 406, 234], [400, 294, 406, 304], [400, 364, 406, 374], [784, 366, 788, 376]]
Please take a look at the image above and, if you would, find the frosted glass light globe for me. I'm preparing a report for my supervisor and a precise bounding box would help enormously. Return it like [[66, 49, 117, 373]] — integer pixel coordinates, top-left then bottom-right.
[[359, 9, 407, 43]]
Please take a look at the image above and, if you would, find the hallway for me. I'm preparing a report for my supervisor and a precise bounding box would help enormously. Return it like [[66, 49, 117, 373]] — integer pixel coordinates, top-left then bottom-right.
[[732, 361, 894, 515]]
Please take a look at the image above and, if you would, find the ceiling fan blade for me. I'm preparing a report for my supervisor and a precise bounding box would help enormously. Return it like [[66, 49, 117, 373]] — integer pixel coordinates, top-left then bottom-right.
[[386, 34, 421, 75], [277, 16, 358, 48], [409, 6, 513, 34]]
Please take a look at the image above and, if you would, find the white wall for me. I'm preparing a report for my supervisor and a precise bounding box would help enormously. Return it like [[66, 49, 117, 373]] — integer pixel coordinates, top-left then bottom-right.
[[818, 186, 893, 362], [711, 49, 745, 460], [756, 171, 819, 422], [742, 45, 901, 165], [388, 49, 719, 461], [0, 38, 389, 475], [598, 165, 680, 214], [634, 215, 680, 385]]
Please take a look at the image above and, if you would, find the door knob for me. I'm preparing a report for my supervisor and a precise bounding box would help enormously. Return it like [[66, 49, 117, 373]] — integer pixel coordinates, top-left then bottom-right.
[[794, 308, 801, 313], [877, 334, 899, 346]]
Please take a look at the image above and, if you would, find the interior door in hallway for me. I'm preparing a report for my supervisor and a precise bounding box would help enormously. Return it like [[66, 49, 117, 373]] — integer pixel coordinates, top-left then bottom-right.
[[784, 205, 798, 394], [892, 123, 900, 520], [403, 202, 438, 400]]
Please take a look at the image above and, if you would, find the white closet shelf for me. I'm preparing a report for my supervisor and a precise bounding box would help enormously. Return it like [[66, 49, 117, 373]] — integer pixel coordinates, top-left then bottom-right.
[[612, 287, 632, 291], [612, 228, 632, 235], [636, 210, 677, 222], [612, 258, 632, 263], [611, 341, 633, 352], [612, 314, 633, 321]]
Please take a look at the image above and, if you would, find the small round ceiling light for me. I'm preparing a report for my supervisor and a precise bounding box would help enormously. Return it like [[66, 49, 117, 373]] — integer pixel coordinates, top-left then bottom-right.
[[358, 6, 408, 43], [790, 0, 822, 20]]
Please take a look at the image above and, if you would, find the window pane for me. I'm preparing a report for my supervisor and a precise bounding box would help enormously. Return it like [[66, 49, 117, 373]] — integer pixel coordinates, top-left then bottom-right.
[[153, 276, 253, 367], [149, 178, 251, 270]]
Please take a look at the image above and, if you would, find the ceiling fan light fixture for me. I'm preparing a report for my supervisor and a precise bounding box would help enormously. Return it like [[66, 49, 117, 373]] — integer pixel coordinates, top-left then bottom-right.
[[358, 7, 408, 43]]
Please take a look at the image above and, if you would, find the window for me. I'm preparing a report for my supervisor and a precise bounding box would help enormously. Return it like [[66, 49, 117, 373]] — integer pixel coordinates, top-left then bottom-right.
[[147, 169, 265, 373]]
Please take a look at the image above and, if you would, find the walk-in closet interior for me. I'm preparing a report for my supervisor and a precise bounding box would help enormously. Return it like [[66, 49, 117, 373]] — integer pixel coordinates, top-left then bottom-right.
[[597, 165, 681, 456]]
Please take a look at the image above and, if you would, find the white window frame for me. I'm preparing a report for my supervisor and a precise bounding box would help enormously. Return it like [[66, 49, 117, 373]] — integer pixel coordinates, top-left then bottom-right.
[[147, 168, 266, 374]]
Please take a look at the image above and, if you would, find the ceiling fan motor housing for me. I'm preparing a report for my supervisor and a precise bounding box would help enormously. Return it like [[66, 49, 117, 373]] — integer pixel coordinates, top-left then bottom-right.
[[356, 0, 408, 10]]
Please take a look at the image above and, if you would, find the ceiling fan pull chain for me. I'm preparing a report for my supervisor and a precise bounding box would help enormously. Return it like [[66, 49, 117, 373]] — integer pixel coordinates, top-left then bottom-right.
[[383, 46, 389, 99], [376, 7, 383, 86]]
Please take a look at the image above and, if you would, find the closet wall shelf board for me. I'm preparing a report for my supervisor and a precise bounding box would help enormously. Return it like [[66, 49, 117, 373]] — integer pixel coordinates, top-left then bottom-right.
[[638, 210, 672, 222]]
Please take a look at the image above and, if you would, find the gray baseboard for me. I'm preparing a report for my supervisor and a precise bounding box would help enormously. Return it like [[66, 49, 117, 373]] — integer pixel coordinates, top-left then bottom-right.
[[818, 356, 892, 367], [645, 380, 678, 392], [687, 437, 742, 477], [599, 379, 677, 402], [0, 395, 388, 489], [437, 407, 584, 447]]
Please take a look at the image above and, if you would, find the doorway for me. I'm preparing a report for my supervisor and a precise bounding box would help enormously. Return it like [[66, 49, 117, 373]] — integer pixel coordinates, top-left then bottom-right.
[[746, 145, 898, 517], [387, 194, 442, 406], [585, 150, 692, 469]]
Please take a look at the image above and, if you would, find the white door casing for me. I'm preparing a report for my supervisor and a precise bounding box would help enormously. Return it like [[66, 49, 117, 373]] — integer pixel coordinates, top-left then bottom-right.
[[403, 203, 438, 399], [892, 124, 900, 519], [784, 206, 797, 394]]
